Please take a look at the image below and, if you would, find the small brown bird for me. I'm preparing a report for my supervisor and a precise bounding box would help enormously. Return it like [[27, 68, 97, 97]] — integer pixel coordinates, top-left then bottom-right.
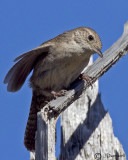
[[4, 27, 102, 151]]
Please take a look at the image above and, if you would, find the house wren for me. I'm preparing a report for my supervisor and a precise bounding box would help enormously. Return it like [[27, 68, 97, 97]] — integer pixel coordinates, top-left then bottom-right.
[[4, 27, 102, 151]]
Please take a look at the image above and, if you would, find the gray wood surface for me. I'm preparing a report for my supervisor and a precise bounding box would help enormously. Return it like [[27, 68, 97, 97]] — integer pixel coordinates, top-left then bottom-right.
[[60, 82, 126, 160], [35, 110, 57, 160]]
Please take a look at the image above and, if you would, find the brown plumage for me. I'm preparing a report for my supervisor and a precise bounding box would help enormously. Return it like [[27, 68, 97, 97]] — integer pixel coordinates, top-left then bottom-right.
[[4, 27, 102, 151], [24, 91, 52, 151]]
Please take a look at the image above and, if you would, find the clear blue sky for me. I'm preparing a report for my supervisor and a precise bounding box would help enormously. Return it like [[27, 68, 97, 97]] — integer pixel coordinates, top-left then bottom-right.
[[0, 0, 128, 159]]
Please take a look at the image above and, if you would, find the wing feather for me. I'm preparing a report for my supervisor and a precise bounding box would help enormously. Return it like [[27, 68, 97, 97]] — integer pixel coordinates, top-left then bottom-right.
[[4, 45, 51, 92]]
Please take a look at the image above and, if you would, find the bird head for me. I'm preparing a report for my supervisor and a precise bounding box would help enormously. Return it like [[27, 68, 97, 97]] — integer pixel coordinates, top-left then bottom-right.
[[73, 27, 102, 57]]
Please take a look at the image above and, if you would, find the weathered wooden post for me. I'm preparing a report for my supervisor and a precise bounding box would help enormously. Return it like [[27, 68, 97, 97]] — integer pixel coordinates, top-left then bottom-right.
[[31, 22, 128, 160], [60, 61, 126, 159], [35, 110, 57, 160]]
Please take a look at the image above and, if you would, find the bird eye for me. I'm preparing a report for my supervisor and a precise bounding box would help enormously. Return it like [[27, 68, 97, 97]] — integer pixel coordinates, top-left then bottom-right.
[[88, 35, 94, 41]]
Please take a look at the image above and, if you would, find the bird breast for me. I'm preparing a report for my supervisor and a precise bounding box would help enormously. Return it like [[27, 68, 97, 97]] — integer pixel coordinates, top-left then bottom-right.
[[30, 50, 91, 93]]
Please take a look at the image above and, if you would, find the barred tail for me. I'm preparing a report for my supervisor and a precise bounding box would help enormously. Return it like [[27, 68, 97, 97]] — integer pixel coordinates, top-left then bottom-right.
[[24, 92, 50, 151], [24, 94, 38, 151]]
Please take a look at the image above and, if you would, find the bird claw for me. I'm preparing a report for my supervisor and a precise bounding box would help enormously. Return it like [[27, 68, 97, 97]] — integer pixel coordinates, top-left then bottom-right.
[[51, 90, 67, 98], [79, 74, 93, 89]]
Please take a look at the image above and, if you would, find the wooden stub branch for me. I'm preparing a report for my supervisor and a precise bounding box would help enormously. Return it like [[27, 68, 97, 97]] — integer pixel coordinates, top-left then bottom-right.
[[35, 22, 128, 159], [35, 110, 56, 160]]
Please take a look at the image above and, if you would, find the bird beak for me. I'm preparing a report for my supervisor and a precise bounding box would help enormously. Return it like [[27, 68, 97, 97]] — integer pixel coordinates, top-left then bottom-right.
[[93, 47, 103, 58]]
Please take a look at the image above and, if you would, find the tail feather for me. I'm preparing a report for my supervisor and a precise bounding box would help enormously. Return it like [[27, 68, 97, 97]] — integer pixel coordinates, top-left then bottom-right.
[[24, 92, 51, 151], [24, 93, 37, 151]]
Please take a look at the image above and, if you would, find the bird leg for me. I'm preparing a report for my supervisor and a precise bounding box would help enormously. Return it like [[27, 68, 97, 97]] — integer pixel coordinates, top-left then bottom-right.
[[79, 73, 93, 88], [51, 90, 67, 98]]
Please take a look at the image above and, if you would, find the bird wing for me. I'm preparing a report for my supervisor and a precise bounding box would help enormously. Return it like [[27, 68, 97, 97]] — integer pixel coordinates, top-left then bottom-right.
[[4, 44, 52, 92]]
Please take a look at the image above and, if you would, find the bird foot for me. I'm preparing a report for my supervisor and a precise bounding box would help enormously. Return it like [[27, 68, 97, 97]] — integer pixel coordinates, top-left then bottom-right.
[[79, 74, 93, 88], [51, 90, 67, 98]]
